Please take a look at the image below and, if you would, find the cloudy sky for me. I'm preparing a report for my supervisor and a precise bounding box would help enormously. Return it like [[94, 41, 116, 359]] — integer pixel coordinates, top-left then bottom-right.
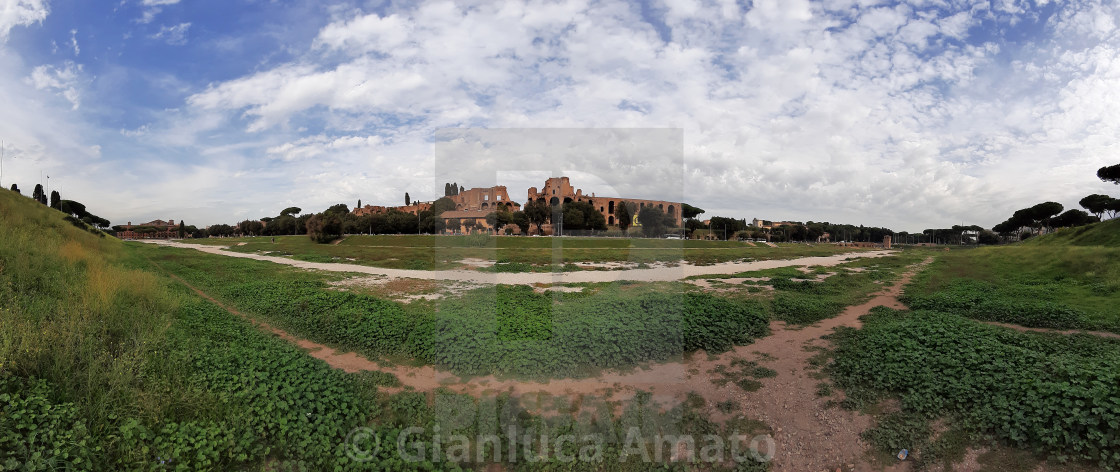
[[0, 0, 1118, 230]]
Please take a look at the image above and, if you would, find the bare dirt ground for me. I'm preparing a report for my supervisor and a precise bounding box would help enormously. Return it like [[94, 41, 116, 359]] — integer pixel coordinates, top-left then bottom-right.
[[981, 321, 1120, 340], [141, 239, 893, 284]]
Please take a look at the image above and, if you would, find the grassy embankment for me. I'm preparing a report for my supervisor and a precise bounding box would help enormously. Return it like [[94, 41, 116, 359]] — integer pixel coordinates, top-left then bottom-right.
[[1, 190, 772, 470], [824, 220, 1120, 470], [181, 233, 875, 270]]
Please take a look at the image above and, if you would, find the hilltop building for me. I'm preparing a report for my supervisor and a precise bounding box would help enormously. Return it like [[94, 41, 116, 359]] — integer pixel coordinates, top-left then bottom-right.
[[349, 177, 683, 235], [751, 218, 795, 229], [526, 177, 682, 235], [117, 219, 179, 239]]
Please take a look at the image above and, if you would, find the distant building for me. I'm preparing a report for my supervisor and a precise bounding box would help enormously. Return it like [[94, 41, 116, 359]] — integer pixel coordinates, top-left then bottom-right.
[[117, 219, 179, 239], [751, 218, 794, 229], [349, 177, 682, 236], [526, 177, 682, 234], [353, 201, 434, 217]]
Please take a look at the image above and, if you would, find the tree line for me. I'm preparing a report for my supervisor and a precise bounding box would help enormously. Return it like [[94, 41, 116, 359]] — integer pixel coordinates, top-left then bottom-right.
[[6, 182, 110, 230], [990, 163, 1119, 241]]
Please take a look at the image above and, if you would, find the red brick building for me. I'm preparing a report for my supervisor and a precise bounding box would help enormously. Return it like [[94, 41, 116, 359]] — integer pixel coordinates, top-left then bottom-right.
[[117, 219, 179, 239]]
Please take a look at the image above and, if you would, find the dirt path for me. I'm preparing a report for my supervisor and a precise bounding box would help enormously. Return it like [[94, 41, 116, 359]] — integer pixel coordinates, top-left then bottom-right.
[[140, 239, 893, 284], [981, 321, 1120, 340]]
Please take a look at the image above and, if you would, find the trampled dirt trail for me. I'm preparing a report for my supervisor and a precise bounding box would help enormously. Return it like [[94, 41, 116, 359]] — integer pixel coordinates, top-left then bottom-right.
[[139, 239, 893, 284], [981, 321, 1120, 340]]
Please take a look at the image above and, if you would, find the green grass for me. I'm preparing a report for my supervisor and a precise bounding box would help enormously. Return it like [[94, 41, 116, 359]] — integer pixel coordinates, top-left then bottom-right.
[[0, 189, 400, 469], [1022, 218, 1120, 247], [1, 189, 775, 471], [136, 243, 772, 379], [903, 246, 1120, 332], [181, 234, 876, 270]]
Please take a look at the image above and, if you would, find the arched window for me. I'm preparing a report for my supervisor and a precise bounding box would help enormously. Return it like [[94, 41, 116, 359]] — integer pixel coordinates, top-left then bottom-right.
[[482, 202, 488, 209], [609, 216, 614, 225], [609, 201, 614, 214], [667, 205, 675, 218], [563, 197, 573, 204], [659, 204, 663, 211]]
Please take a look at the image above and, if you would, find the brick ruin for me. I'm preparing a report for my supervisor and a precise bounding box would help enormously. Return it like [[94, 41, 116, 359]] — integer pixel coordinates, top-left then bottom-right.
[[117, 219, 179, 239], [350, 177, 683, 235], [526, 177, 683, 235]]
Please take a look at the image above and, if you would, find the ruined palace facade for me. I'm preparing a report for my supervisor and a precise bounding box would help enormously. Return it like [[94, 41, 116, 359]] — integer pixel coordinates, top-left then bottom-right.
[[527, 177, 683, 231], [117, 219, 180, 239], [349, 178, 682, 235]]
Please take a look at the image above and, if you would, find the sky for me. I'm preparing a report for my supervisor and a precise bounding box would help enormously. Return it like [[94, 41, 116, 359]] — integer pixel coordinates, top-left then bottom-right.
[[0, 0, 1117, 231]]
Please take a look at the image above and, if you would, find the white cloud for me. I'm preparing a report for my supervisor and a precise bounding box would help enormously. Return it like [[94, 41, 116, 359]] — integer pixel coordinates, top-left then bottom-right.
[[69, 28, 78, 55], [0, 0, 49, 43], [266, 134, 382, 162], [136, 0, 180, 24], [151, 22, 190, 45], [26, 61, 83, 109], [171, 0, 1120, 229]]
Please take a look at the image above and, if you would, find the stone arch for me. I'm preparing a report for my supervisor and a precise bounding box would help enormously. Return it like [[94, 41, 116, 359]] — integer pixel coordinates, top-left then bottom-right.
[[659, 204, 664, 211], [667, 205, 675, 218], [482, 202, 489, 209], [563, 197, 573, 204], [609, 215, 614, 225], [550, 197, 560, 206]]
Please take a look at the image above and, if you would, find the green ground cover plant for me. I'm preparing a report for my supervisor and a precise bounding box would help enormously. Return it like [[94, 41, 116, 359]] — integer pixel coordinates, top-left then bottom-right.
[[828, 306, 1120, 470], [904, 246, 1120, 332], [138, 244, 771, 378]]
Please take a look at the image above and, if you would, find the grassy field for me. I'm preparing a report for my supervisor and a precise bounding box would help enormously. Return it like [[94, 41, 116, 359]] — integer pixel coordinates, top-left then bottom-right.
[[1, 190, 774, 470], [820, 224, 1120, 470], [903, 245, 1120, 332], [180, 234, 875, 270], [135, 243, 772, 379]]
